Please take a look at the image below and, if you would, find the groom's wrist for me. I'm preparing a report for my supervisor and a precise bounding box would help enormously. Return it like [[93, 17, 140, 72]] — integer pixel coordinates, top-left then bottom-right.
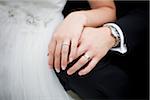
[[103, 25, 120, 48], [100, 27, 116, 49]]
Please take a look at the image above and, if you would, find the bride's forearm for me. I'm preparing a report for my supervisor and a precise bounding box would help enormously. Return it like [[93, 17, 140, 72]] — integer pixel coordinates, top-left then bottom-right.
[[80, 7, 116, 27], [69, 0, 116, 27]]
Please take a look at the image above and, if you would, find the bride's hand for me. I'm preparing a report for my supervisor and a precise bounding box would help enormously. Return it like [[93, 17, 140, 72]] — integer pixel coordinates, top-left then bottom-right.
[[48, 12, 87, 72], [67, 27, 116, 76]]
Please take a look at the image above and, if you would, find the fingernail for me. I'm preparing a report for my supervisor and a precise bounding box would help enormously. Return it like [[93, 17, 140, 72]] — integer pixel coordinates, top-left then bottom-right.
[[67, 70, 73, 75], [67, 71, 71, 75], [78, 72, 83, 76], [69, 58, 73, 63], [47, 53, 49, 56], [55, 68, 60, 73], [62, 65, 66, 70]]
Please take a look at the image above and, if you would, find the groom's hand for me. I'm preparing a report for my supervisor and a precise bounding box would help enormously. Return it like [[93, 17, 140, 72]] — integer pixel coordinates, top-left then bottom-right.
[[67, 27, 116, 76]]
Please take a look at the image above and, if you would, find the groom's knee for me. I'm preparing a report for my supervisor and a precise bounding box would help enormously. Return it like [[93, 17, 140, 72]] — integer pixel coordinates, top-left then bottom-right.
[[67, 62, 129, 98]]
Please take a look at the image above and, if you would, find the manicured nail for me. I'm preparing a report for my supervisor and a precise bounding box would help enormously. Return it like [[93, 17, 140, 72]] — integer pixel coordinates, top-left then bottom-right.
[[67, 70, 72, 75], [78, 72, 83, 76], [55, 68, 60, 73], [62, 65, 66, 70], [67, 71, 71, 75]]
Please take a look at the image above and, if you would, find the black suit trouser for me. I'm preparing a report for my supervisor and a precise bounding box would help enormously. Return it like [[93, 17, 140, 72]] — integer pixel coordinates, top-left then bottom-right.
[[56, 56, 129, 99]]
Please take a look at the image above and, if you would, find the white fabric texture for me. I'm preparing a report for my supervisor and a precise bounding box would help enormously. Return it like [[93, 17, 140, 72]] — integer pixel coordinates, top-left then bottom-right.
[[0, 0, 73, 100]]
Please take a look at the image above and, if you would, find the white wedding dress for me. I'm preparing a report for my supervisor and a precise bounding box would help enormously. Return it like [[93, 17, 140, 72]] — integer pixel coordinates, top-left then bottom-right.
[[0, 0, 73, 100]]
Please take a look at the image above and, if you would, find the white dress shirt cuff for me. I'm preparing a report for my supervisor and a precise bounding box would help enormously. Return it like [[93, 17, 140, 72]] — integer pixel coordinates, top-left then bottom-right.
[[104, 23, 127, 54]]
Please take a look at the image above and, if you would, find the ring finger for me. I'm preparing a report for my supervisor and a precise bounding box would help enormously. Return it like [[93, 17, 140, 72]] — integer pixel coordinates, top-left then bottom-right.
[[61, 39, 70, 70], [67, 51, 93, 75], [69, 39, 78, 63]]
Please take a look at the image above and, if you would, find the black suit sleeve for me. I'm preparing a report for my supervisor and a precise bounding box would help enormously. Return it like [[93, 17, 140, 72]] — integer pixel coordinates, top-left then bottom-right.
[[109, 2, 149, 98], [115, 2, 149, 54]]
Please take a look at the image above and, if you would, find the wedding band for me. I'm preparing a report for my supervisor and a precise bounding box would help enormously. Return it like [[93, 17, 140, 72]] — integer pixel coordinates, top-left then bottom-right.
[[77, 63, 83, 69], [62, 43, 70, 47], [83, 54, 91, 61]]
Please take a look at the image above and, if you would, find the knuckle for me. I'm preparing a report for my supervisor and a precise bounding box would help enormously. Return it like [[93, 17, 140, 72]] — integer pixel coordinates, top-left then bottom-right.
[[48, 50, 54, 55], [62, 61, 66, 66], [49, 61, 53, 65], [62, 49, 68, 54], [55, 52, 60, 57], [61, 58, 66, 63], [69, 54, 74, 59], [55, 62, 59, 67], [53, 34, 62, 40], [62, 61, 67, 66], [79, 60, 85, 66]]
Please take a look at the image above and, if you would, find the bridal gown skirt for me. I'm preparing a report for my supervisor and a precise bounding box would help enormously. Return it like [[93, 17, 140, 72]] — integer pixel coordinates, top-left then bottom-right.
[[0, 3, 72, 100]]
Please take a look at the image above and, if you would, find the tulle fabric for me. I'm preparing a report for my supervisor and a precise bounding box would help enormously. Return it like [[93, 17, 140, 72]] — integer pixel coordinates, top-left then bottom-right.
[[0, 1, 72, 100]]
